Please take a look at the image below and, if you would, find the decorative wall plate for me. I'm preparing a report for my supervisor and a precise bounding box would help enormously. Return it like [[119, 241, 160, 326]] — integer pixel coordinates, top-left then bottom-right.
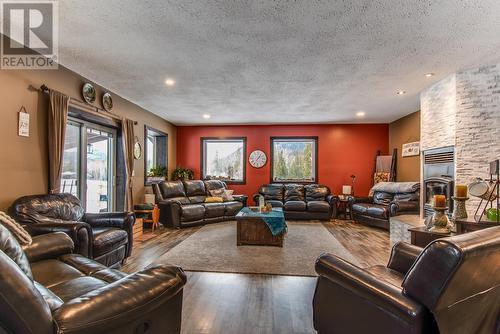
[[134, 141, 142, 160], [102, 92, 113, 112], [249, 150, 267, 168], [82, 83, 96, 104]]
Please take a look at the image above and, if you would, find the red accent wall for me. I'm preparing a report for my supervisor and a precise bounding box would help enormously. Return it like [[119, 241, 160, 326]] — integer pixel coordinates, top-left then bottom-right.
[[176, 124, 388, 201]]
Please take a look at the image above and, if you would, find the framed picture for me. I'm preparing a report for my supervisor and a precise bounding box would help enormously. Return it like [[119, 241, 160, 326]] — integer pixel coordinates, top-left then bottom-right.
[[402, 141, 420, 157], [18, 108, 30, 137]]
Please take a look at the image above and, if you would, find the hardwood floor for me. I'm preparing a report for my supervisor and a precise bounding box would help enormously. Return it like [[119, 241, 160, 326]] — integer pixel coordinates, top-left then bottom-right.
[[123, 220, 390, 334]]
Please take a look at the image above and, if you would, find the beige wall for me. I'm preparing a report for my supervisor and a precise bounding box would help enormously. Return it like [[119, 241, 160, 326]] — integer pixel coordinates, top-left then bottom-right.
[[0, 67, 176, 211], [389, 111, 421, 182]]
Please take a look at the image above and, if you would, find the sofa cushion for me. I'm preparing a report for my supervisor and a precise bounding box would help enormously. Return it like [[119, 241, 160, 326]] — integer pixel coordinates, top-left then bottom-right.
[[259, 184, 284, 201], [284, 200, 306, 211], [204, 180, 227, 195], [202, 203, 226, 218], [183, 180, 206, 197], [159, 181, 186, 199], [92, 227, 128, 257], [267, 200, 284, 208], [305, 184, 330, 201], [307, 201, 330, 213], [373, 191, 394, 205], [366, 204, 389, 219], [189, 196, 207, 204], [224, 201, 243, 216], [180, 204, 205, 221], [162, 196, 190, 205], [284, 184, 305, 202], [31, 259, 84, 288], [49, 276, 107, 302], [351, 203, 370, 215]]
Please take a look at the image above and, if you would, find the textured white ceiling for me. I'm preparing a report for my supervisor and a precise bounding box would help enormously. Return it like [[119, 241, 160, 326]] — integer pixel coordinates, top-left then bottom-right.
[[57, 1, 500, 125]]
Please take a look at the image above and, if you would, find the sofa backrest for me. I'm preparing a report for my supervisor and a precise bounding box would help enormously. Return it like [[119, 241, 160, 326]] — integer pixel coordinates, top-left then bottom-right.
[[0, 224, 54, 334], [284, 184, 305, 202], [158, 181, 190, 204], [183, 180, 207, 204], [258, 184, 284, 201], [402, 227, 500, 334], [204, 180, 227, 195], [304, 184, 330, 202], [9, 194, 85, 225]]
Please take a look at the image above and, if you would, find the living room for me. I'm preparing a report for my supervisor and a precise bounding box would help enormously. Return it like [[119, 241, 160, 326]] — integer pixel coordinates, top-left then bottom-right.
[[0, 2, 499, 334]]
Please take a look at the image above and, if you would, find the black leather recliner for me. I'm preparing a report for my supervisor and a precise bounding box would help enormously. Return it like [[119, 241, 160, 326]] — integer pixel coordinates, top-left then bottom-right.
[[252, 183, 335, 220], [0, 224, 186, 334], [153, 180, 248, 228], [313, 227, 500, 334], [9, 193, 135, 268]]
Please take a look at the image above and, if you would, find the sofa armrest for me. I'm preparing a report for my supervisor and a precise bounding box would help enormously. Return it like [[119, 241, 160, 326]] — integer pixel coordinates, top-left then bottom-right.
[[23, 232, 74, 262], [347, 196, 373, 205], [387, 242, 423, 275], [53, 265, 186, 334], [389, 201, 420, 216], [314, 254, 426, 324], [157, 200, 182, 228], [232, 194, 248, 207], [83, 212, 135, 229], [23, 221, 93, 258]]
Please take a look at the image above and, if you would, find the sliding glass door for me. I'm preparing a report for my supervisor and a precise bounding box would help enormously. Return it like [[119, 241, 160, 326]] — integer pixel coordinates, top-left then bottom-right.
[[62, 119, 117, 213]]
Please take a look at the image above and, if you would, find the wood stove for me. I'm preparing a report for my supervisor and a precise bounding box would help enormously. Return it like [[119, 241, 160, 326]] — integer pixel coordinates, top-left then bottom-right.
[[423, 147, 455, 217]]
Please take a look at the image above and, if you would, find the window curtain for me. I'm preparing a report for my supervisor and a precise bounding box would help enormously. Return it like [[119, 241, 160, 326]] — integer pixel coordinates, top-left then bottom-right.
[[122, 118, 135, 211], [48, 90, 70, 194]]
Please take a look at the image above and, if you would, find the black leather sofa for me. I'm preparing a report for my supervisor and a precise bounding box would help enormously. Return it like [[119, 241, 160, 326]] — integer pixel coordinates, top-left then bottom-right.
[[252, 183, 335, 220], [348, 182, 420, 230], [0, 223, 186, 334], [9, 193, 135, 268], [313, 226, 500, 334], [153, 180, 248, 228]]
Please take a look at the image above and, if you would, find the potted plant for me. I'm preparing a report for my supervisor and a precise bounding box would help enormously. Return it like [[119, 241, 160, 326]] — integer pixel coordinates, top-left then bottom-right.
[[147, 166, 168, 183], [171, 167, 194, 181]]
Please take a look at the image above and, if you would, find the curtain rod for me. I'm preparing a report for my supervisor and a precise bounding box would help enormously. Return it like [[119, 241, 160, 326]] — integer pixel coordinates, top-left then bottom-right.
[[29, 84, 138, 125]]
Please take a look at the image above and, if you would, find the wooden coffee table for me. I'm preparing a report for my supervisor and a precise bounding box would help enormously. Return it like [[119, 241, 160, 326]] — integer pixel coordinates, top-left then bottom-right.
[[236, 207, 285, 247]]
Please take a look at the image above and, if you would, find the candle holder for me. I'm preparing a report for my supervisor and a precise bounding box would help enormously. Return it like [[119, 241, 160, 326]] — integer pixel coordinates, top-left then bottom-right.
[[427, 206, 452, 233], [451, 197, 468, 232]]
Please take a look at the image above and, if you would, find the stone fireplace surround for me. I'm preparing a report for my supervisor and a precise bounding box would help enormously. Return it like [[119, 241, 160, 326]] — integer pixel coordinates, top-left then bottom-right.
[[420, 63, 500, 216]]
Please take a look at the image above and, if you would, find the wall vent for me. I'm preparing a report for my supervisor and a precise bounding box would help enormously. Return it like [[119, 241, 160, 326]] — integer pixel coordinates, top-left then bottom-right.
[[424, 151, 454, 165]]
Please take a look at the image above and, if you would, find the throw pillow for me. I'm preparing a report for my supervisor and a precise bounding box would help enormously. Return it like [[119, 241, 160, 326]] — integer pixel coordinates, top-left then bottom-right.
[[0, 211, 32, 246], [210, 188, 225, 197], [205, 196, 224, 203], [223, 189, 234, 202]]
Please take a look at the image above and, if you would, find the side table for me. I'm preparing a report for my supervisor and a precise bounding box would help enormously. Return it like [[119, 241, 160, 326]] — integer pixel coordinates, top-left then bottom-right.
[[408, 226, 456, 248], [336, 199, 351, 220], [134, 204, 160, 231], [455, 219, 499, 234]]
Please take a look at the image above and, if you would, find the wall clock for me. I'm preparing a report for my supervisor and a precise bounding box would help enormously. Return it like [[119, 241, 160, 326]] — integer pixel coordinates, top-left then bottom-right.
[[249, 150, 267, 168]]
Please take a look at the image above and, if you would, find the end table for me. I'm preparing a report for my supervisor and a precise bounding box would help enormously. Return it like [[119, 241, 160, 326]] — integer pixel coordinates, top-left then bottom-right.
[[336, 198, 351, 220]]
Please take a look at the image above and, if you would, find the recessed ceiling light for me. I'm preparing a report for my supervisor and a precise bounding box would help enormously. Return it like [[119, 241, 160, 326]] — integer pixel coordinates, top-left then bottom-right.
[[424, 73, 434, 78], [397, 90, 406, 95], [356, 111, 366, 117], [165, 78, 175, 86], [203, 114, 211, 119]]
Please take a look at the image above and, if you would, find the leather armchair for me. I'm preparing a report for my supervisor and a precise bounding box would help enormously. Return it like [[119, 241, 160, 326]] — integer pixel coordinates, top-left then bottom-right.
[[0, 224, 186, 334], [313, 227, 500, 334], [9, 193, 135, 268]]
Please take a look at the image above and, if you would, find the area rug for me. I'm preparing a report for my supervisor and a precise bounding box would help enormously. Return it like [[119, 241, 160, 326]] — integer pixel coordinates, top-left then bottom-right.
[[153, 221, 359, 277]]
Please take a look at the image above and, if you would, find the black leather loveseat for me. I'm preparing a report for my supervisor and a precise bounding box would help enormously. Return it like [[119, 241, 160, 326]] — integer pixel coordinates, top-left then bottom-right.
[[153, 180, 248, 228], [348, 182, 420, 230], [252, 183, 335, 220], [0, 223, 186, 334], [9, 193, 135, 268]]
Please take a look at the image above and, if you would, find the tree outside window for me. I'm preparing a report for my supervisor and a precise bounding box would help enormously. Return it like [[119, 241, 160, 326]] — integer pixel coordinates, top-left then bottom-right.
[[202, 138, 246, 184], [271, 137, 317, 182]]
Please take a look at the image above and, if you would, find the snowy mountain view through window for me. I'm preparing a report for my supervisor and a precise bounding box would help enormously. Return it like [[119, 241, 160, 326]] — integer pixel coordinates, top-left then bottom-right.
[[202, 138, 245, 182], [272, 138, 317, 182]]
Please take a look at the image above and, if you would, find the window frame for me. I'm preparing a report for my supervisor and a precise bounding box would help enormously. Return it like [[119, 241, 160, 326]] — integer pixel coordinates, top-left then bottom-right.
[[144, 125, 169, 186], [270, 136, 319, 184], [200, 137, 247, 185]]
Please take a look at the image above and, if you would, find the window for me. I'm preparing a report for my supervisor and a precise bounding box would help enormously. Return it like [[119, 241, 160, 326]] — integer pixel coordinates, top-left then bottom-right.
[[271, 137, 318, 183], [62, 119, 117, 213], [144, 126, 168, 185], [202, 137, 246, 184]]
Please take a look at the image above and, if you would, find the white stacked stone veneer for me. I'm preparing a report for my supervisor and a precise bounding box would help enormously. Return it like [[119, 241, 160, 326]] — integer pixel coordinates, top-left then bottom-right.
[[421, 63, 500, 216]]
